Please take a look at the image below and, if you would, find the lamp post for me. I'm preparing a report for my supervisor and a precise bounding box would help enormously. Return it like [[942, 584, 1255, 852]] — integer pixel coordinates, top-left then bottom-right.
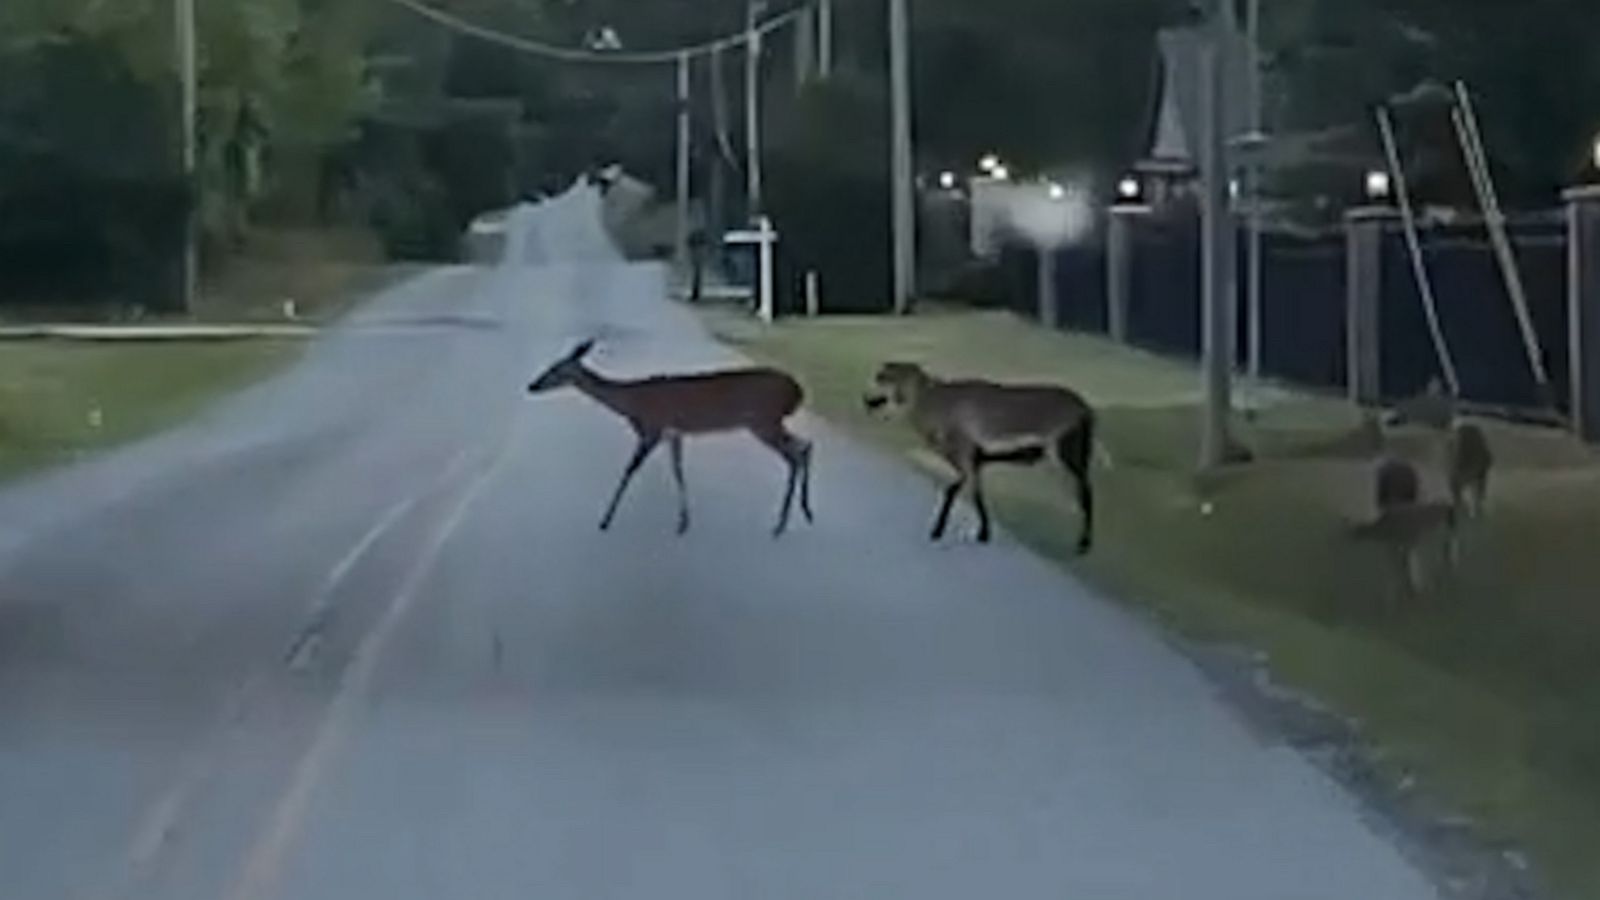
[[175, 0, 197, 312], [888, 0, 917, 314], [1198, 0, 1238, 468]]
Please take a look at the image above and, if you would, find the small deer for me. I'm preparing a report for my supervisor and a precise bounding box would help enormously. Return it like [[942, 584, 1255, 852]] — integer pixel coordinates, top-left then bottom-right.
[[1385, 377, 1456, 432], [527, 340, 814, 536], [1374, 455, 1421, 515], [1351, 500, 1459, 601], [1353, 457, 1458, 601], [864, 362, 1097, 552], [1448, 422, 1493, 518]]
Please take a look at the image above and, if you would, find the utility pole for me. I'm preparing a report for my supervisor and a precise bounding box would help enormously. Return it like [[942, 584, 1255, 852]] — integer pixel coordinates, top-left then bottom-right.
[[1199, 0, 1237, 468], [888, 0, 917, 314], [1244, 0, 1263, 389], [675, 52, 693, 275], [794, 4, 816, 90], [817, 0, 834, 79], [745, 0, 765, 217], [176, 0, 198, 312]]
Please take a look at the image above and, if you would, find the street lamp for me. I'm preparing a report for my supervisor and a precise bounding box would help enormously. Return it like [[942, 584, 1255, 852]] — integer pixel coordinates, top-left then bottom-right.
[[1117, 176, 1141, 201], [979, 153, 1001, 175], [938, 170, 958, 190], [990, 164, 1011, 182], [1365, 168, 1393, 201], [1047, 181, 1066, 201]]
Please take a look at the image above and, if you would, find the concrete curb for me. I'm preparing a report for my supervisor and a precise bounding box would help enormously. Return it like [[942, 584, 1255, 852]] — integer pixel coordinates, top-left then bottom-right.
[[0, 324, 316, 342]]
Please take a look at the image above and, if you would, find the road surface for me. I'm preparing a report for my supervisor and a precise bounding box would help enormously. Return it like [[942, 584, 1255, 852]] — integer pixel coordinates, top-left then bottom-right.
[[0, 184, 1437, 899]]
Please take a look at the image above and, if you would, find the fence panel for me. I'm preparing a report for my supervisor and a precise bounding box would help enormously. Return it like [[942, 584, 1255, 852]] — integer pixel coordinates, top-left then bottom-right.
[[1380, 223, 1569, 411], [1127, 214, 1201, 357], [1258, 232, 1346, 390]]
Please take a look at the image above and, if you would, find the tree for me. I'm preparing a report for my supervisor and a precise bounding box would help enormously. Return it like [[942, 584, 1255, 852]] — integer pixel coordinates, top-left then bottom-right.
[[1264, 0, 1600, 210]]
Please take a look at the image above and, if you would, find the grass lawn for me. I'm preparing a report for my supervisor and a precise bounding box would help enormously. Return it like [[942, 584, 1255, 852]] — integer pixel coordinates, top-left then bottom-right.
[[704, 304, 1600, 900], [0, 339, 299, 479]]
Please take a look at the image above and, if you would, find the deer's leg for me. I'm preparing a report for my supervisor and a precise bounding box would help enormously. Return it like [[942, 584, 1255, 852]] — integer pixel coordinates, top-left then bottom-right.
[[798, 438, 815, 524], [930, 479, 963, 540], [1056, 422, 1096, 554], [1386, 545, 1412, 610], [754, 425, 805, 537], [599, 432, 660, 531], [1406, 546, 1428, 597], [668, 434, 690, 535], [929, 435, 975, 541], [966, 451, 993, 544]]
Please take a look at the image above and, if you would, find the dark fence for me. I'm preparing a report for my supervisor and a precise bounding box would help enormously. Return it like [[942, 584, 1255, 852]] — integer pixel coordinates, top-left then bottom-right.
[[1259, 232, 1346, 390], [1000, 210, 1569, 414], [1378, 224, 1569, 411]]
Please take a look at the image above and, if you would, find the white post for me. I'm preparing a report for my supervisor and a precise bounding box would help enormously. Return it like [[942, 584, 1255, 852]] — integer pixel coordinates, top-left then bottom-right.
[[757, 215, 776, 323], [675, 53, 693, 277], [745, 1, 765, 216], [805, 270, 821, 317], [888, 0, 917, 314], [176, 0, 197, 311], [1037, 246, 1058, 329]]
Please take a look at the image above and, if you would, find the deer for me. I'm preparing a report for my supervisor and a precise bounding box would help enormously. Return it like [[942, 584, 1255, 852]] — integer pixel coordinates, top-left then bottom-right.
[[1384, 377, 1456, 432], [864, 362, 1097, 553], [1351, 495, 1459, 602], [1374, 455, 1422, 514], [1448, 421, 1493, 518], [527, 340, 814, 536]]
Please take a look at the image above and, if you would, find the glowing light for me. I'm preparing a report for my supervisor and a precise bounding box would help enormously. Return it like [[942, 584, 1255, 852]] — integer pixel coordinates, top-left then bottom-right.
[[979, 154, 1001, 174], [990, 164, 1010, 182], [938, 170, 958, 190], [1047, 181, 1066, 200], [1117, 177, 1141, 200], [1365, 169, 1392, 200]]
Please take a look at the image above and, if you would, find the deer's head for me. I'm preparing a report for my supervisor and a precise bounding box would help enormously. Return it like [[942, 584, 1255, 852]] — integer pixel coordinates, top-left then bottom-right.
[[528, 339, 596, 394], [863, 361, 929, 413]]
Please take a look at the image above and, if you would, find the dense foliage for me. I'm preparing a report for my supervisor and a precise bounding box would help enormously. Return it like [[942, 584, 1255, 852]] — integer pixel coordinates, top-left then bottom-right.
[[4, 0, 1599, 307]]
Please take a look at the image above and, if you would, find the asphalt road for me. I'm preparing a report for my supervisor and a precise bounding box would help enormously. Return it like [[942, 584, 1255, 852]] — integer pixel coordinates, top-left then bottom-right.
[[0, 184, 1438, 900]]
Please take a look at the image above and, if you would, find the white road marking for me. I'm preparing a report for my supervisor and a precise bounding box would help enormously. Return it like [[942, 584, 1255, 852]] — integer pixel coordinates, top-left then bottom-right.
[[225, 438, 511, 900], [97, 448, 474, 899], [283, 448, 473, 669]]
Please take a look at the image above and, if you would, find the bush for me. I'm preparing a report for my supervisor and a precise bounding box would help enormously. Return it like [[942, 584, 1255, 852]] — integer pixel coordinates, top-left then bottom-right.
[[0, 35, 188, 310]]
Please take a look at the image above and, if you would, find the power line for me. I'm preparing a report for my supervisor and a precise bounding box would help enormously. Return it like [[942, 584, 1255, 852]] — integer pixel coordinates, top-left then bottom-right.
[[381, 0, 811, 65]]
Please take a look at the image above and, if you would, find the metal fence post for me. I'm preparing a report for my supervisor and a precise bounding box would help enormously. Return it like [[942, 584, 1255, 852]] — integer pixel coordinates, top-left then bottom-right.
[[1106, 202, 1150, 344], [1565, 185, 1600, 443], [1344, 205, 1394, 407], [1037, 246, 1059, 330]]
